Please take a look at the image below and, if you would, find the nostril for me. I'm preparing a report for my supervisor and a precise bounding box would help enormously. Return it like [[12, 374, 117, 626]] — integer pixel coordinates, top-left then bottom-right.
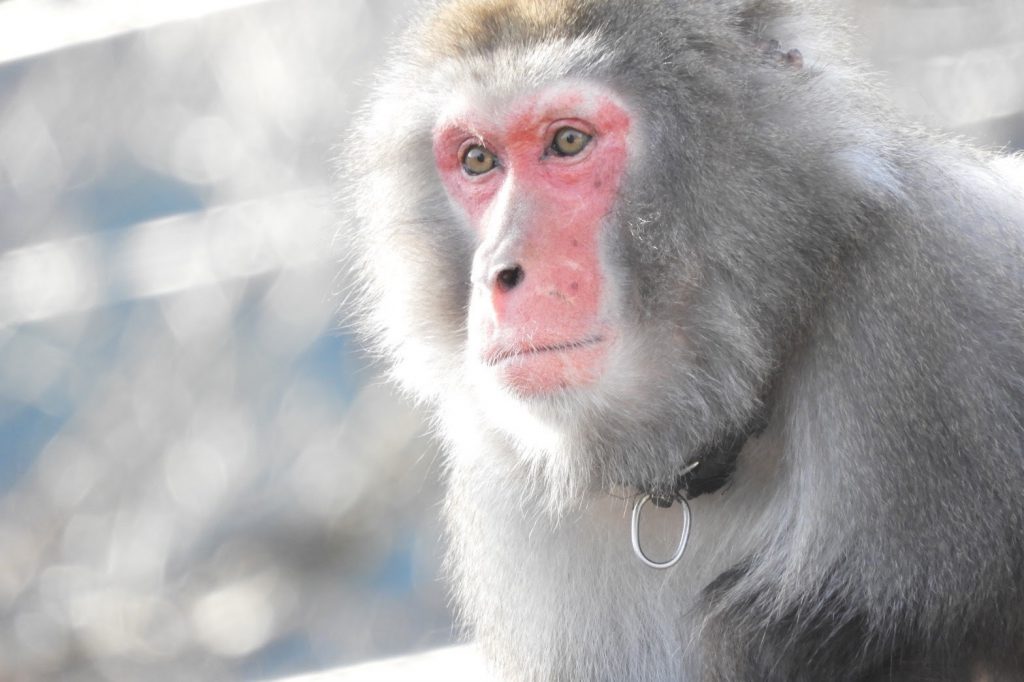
[[495, 265, 525, 293]]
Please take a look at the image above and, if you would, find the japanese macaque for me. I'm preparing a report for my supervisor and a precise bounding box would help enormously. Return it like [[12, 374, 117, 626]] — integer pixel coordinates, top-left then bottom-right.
[[338, 0, 1024, 679]]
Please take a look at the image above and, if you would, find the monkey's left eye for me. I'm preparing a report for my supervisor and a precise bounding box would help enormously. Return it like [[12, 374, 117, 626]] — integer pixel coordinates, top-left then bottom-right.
[[462, 145, 498, 175], [550, 127, 592, 157]]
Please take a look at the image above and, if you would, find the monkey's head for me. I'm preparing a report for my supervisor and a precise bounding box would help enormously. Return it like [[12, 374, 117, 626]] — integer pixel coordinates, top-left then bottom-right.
[[341, 0, 881, 506]]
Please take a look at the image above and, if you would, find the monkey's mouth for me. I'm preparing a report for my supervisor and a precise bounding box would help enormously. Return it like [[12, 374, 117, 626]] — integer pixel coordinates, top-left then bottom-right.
[[481, 334, 610, 394], [484, 335, 606, 366]]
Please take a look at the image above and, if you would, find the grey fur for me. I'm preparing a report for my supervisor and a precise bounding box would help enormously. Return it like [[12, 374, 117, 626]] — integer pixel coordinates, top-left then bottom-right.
[[337, 1, 1024, 679]]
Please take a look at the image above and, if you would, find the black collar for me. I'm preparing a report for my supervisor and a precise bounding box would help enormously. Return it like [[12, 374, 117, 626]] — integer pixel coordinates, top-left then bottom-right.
[[646, 416, 767, 507]]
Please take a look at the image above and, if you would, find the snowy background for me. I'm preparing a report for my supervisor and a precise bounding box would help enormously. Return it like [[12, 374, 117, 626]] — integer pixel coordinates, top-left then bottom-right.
[[0, 0, 1020, 679]]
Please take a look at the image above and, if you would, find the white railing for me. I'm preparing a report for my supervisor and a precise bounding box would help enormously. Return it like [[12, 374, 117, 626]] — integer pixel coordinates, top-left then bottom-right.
[[0, 0, 279, 64], [273, 645, 492, 682]]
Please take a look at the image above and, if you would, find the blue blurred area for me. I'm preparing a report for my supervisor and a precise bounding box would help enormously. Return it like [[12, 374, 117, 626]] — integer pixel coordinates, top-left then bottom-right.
[[0, 405, 67, 491], [0, 1, 455, 679], [72, 160, 208, 233]]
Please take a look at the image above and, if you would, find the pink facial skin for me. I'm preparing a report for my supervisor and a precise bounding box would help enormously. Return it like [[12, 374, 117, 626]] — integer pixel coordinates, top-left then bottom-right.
[[433, 84, 632, 395]]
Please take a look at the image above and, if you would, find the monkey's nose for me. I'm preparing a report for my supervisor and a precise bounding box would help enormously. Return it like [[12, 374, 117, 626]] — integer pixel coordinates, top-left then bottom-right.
[[494, 264, 525, 293]]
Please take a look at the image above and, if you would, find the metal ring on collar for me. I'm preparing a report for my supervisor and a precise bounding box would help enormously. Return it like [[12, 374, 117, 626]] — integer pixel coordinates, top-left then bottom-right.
[[630, 493, 692, 570]]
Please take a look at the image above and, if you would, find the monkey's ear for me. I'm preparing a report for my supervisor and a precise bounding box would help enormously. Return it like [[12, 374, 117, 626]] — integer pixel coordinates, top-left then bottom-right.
[[732, 0, 849, 66]]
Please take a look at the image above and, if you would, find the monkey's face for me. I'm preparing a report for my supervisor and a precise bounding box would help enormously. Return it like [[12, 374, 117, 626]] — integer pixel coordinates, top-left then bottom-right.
[[432, 82, 634, 397], [346, 21, 783, 498]]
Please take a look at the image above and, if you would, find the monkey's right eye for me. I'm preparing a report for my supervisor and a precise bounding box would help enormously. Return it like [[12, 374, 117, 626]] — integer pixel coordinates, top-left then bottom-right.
[[461, 145, 498, 175]]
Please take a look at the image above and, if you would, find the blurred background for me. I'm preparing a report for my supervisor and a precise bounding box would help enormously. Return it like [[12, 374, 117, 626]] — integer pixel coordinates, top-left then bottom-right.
[[0, 0, 1020, 680]]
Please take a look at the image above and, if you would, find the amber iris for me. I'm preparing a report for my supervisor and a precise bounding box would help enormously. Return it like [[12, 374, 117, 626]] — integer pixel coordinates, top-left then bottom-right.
[[462, 145, 498, 175], [551, 127, 591, 156]]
